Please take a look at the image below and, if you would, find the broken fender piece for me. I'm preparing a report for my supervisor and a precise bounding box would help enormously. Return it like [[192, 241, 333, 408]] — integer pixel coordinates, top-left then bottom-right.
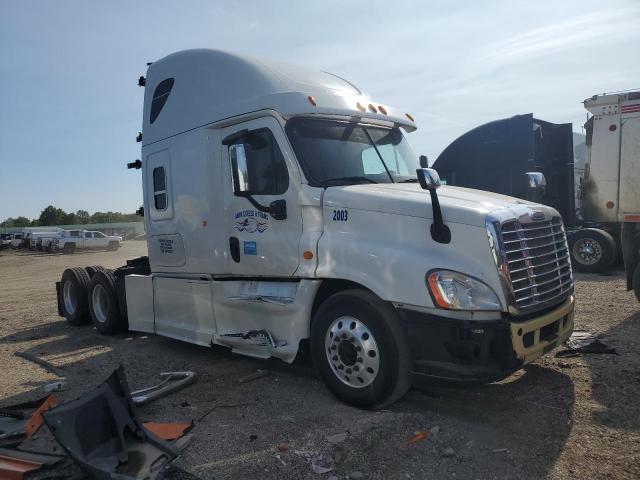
[[25, 395, 57, 437], [131, 372, 196, 406], [143, 423, 192, 441], [43, 366, 178, 479]]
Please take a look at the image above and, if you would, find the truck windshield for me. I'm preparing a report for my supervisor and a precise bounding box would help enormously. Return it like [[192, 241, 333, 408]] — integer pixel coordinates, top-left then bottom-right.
[[285, 118, 419, 186]]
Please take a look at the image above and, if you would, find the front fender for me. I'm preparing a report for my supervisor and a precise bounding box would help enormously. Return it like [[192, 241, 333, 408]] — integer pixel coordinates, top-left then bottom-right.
[[316, 208, 504, 310]]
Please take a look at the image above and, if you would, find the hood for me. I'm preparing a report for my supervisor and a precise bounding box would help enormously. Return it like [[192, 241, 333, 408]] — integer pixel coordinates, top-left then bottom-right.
[[322, 183, 539, 227]]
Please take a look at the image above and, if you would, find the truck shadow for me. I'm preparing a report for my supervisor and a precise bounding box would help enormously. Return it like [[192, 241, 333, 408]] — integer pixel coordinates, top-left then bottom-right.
[[582, 308, 640, 431], [1, 320, 575, 479]]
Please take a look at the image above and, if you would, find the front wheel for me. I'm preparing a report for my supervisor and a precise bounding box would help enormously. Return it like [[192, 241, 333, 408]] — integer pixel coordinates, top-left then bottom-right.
[[311, 289, 411, 409], [569, 228, 617, 273]]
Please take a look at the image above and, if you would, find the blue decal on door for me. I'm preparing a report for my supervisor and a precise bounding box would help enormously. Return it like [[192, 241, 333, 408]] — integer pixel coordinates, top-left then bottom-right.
[[243, 241, 257, 255]]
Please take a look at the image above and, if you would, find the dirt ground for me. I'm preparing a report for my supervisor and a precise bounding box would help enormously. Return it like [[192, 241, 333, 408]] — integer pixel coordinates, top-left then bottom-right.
[[0, 242, 639, 479]]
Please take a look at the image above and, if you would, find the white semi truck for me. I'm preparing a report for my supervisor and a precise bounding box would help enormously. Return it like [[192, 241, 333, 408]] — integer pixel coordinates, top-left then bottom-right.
[[56, 50, 575, 407]]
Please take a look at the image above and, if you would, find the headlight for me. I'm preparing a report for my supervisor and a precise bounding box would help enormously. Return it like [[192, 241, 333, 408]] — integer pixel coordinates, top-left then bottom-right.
[[427, 270, 501, 311]]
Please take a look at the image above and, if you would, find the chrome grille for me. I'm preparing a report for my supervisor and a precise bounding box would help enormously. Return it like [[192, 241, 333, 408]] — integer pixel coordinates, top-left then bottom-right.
[[499, 216, 573, 310]]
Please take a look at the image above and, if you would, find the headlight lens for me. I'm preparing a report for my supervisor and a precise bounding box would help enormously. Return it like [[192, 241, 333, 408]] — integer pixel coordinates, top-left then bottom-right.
[[427, 270, 501, 311]]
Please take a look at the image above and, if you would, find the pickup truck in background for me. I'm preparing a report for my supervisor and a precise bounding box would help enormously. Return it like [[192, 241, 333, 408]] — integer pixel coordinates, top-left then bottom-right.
[[43, 230, 122, 253]]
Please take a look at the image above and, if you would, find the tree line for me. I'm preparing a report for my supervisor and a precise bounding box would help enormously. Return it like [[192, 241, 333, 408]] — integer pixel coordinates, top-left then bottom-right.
[[1, 205, 139, 228]]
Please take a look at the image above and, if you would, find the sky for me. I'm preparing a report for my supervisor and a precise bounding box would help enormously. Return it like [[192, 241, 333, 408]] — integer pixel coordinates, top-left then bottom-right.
[[1, 0, 639, 221]]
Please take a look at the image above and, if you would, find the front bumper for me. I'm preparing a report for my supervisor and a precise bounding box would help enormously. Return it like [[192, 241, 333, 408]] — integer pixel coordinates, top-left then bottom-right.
[[397, 295, 574, 384]]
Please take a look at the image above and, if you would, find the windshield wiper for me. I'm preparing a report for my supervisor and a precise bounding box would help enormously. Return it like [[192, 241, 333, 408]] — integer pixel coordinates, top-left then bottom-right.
[[398, 178, 419, 183], [320, 176, 378, 186]]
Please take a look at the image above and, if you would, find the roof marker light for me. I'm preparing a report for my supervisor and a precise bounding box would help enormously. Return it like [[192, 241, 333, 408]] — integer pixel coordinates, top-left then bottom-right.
[[405, 113, 415, 122], [378, 105, 388, 115], [356, 102, 366, 112], [308, 95, 317, 106], [368, 103, 378, 113]]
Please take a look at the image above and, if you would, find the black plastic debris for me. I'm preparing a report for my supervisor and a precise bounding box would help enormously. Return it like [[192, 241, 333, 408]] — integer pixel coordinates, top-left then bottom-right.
[[556, 330, 617, 357], [43, 366, 179, 479]]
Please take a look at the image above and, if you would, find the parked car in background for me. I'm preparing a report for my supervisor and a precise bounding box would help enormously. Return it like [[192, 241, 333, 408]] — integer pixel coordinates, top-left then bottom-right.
[[0, 234, 12, 250], [43, 230, 122, 253]]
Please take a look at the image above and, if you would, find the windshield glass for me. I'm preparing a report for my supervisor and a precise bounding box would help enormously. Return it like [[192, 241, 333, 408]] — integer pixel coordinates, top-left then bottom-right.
[[285, 118, 419, 186]]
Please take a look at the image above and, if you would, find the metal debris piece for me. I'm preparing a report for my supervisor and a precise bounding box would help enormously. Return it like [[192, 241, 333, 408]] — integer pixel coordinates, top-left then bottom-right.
[[405, 431, 430, 445], [0, 446, 65, 479], [25, 395, 57, 437], [43, 381, 66, 394], [238, 369, 270, 384], [131, 371, 196, 406], [311, 463, 333, 474], [0, 395, 57, 443], [43, 366, 178, 480], [143, 422, 193, 441], [326, 432, 348, 444]]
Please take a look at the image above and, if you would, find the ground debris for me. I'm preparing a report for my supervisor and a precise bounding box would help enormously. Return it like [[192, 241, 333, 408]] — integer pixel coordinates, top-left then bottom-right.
[[238, 369, 270, 383], [556, 330, 617, 357], [326, 432, 348, 444], [442, 447, 456, 457]]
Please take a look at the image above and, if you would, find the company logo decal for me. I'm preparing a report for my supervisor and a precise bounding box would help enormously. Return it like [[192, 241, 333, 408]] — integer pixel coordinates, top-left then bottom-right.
[[235, 210, 269, 233]]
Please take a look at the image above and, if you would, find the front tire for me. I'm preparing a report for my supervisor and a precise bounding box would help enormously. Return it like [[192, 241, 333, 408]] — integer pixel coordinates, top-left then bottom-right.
[[88, 270, 125, 334], [311, 289, 411, 409], [570, 228, 616, 273], [108, 241, 119, 251]]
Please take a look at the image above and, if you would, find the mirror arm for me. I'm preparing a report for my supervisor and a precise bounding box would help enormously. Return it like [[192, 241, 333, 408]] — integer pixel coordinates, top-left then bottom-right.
[[240, 194, 287, 220], [429, 190, 451, 244]]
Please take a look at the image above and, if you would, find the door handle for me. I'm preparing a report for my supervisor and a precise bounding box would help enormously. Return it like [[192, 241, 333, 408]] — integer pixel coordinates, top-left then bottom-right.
[[229, 237, 240, 263]]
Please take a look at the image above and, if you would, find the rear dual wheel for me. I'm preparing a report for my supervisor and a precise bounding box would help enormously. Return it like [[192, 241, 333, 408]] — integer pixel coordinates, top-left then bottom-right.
[[311, 289, 411, 409], [570, 228, 617, 273], [60, 267, 126, 334]]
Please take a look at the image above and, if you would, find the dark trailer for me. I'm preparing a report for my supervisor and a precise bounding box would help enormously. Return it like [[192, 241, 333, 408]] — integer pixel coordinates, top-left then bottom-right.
[[432, 113, 622, 273], [433, 113, 576, 226]]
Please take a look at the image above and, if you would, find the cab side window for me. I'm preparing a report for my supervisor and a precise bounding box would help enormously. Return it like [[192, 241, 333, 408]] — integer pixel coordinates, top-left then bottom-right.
[[243, 130, 289, 195], [85, 232, 91, 238], [153, 167, 168, 210]]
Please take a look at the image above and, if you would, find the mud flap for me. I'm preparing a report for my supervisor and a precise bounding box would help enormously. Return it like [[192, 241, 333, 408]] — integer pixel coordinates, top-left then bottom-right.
[[55, 281, 64, 317]]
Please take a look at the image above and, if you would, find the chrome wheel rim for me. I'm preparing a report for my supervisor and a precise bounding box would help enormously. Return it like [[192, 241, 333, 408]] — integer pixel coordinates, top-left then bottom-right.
[[63, 281, 77, 315], [91, 284, 109, 323], [325, 316, 380, 388], [573, 238, 602, 265]]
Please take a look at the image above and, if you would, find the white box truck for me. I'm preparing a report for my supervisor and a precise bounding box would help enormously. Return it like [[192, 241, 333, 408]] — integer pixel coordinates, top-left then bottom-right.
[[582, 91, 640, 300], [56, 50, 575, 407]]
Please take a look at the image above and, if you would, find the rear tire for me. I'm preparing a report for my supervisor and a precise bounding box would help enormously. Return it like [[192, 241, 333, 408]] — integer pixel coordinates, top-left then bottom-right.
[[108, 241, 119, 251], [62, 243, 76, 254], [84, 265, 105, 278], [570, 228, 616, 273], [60, 268, 91, 325], [311, 289, 411, 409], [88, 270, 125, 334], [633, 263, 640, 303]]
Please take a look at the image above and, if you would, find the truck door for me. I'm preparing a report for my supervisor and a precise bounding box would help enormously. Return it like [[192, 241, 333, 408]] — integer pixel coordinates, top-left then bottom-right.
[[221, 117, 303, 277]]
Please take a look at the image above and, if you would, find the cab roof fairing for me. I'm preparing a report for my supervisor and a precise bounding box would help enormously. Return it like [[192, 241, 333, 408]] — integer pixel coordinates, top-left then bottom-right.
[[141, 49, 416, 146]]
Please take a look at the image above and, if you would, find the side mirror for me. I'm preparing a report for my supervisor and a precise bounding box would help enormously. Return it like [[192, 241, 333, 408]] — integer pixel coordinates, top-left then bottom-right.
[[416, 168, 441, 191], [229, 144, 251, 195], [419, 155, 429, 168], [525, 172, 546, 202]]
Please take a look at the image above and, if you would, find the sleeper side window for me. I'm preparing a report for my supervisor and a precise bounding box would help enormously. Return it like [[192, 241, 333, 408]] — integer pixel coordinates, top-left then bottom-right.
[[150, 78, 174, 124], [153, 167, 168, 210], [240, 130, 289, 195]]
